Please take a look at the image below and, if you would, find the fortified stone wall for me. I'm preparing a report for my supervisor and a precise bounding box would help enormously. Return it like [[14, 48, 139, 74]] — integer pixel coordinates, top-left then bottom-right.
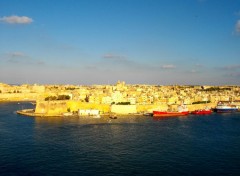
[[35, 100, 68, 115], [111, 105, 137, 114], [136, 104, 169, 112], [35, 100, 111, 115], [66, 101, 110, 114], [34, 100, 218, 116]]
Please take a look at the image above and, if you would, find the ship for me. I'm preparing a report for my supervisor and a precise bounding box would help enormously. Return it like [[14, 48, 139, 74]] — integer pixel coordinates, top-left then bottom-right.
[[214, 101, 238, 113], [153, 105, 189, 117], [191, 109, 212, 115]]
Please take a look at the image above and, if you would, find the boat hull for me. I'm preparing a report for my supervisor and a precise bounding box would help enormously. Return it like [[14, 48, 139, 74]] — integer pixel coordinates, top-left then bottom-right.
[[191, 110, 212, 115], [214, 108, 238, 113], [153, 111, 189, 117]]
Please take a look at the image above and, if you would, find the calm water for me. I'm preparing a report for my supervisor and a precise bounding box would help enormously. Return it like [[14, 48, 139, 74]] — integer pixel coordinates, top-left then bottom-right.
[[1, 102, 240, 176]]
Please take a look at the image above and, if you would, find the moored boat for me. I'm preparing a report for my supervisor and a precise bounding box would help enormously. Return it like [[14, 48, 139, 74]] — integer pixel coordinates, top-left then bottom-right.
[[214, 101, 238, 113], [153, 105, 189, 117], [191, 109, 212, 115], [153, 111, 189, 117]]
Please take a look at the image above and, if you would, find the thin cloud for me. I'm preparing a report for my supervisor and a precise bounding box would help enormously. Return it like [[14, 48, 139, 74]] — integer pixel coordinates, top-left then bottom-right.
[[224, 72, 240, 78], [161, 64, 176, 69], [85, 65, 98, 70], [8, 52, 26, 58], [0, 15, 33, 24], [103, 53, 127, 61], [236, 19, 240, 33], [195, 63, 204, 67], [190, 69, 197, 73], [222, 64, 240, 70], [4, 51, 45, 66]]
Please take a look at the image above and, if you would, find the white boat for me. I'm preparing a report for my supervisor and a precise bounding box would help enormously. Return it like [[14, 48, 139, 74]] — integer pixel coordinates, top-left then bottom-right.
[[214, 102, 238, 113]]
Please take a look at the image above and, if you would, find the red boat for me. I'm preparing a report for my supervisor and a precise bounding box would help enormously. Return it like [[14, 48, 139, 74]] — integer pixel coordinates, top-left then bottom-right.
[[153, 110, 189, 117], [153, 105, 189, 117], [191, 109, 212, 115]]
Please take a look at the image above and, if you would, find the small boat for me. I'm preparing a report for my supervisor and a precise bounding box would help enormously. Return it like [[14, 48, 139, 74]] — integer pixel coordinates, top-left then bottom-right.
[[214, 101, 238, 113], [191, 109, 212, 115], [143, 112, 153, 116], [109, 115, 117, 119]]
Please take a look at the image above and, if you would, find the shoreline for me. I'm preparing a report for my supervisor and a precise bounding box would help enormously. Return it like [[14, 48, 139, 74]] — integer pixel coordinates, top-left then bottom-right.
[[16, 109, 149, 117]]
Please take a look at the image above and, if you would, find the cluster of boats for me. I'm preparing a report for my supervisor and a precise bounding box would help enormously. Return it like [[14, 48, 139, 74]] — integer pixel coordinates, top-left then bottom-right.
[[152, 102, 239, 117]]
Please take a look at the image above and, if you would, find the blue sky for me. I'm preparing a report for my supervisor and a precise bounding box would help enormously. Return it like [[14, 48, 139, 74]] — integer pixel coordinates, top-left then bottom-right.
[[0, 0, 240, 85]]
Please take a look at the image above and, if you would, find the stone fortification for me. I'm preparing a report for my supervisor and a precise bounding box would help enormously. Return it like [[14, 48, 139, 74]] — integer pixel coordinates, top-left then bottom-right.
[[35, 100, 68, 115], [111, 105, 137, 114], [137, 104, 169, 112], [34, 100, 218, 116], [66, 101, 110, 114], [35, 100, 111, 115]]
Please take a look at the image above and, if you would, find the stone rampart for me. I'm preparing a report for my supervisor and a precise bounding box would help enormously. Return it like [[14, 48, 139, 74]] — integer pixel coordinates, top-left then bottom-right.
[[111, 105, 137, 114], [35, 100, 68, 115], [35, 100, 111, 115], [136, 104, 169, 112], [34, 101, 218, 116]]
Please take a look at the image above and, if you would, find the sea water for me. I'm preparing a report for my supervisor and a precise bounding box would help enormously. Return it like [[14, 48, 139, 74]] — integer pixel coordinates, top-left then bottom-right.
[[0, 102, 240, 176]]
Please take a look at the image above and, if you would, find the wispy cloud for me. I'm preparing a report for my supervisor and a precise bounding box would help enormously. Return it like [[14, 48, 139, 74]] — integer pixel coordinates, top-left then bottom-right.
[[161, 64, 176, 69], [0, 15, 33, 24], [190, 69, 197, 73], [194, 63, 204, 67], [236, 19, 240, 33], [216, 65, 240, 80], [8, 52, 26, 58], [84, 65, 98, 70], [3, 51, 45, 66], [222, 64, 240, 70], [103, 53, 127, 61], [224, 72, 240, 78]]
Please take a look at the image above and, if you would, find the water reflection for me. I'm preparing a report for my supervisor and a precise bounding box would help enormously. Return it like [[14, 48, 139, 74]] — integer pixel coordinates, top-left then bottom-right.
[[34, 115, 152, 126]]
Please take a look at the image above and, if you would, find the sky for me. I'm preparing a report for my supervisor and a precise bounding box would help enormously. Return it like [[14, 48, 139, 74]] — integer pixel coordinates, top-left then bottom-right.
[[0, 0, 240, 85]]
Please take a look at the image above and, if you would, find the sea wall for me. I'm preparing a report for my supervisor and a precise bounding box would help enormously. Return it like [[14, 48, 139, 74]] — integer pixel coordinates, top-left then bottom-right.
[[34, 100, 218, 116], [35, 100, 111, 115], [136, 104, 169, 112], [111, 105, 137, 114]]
